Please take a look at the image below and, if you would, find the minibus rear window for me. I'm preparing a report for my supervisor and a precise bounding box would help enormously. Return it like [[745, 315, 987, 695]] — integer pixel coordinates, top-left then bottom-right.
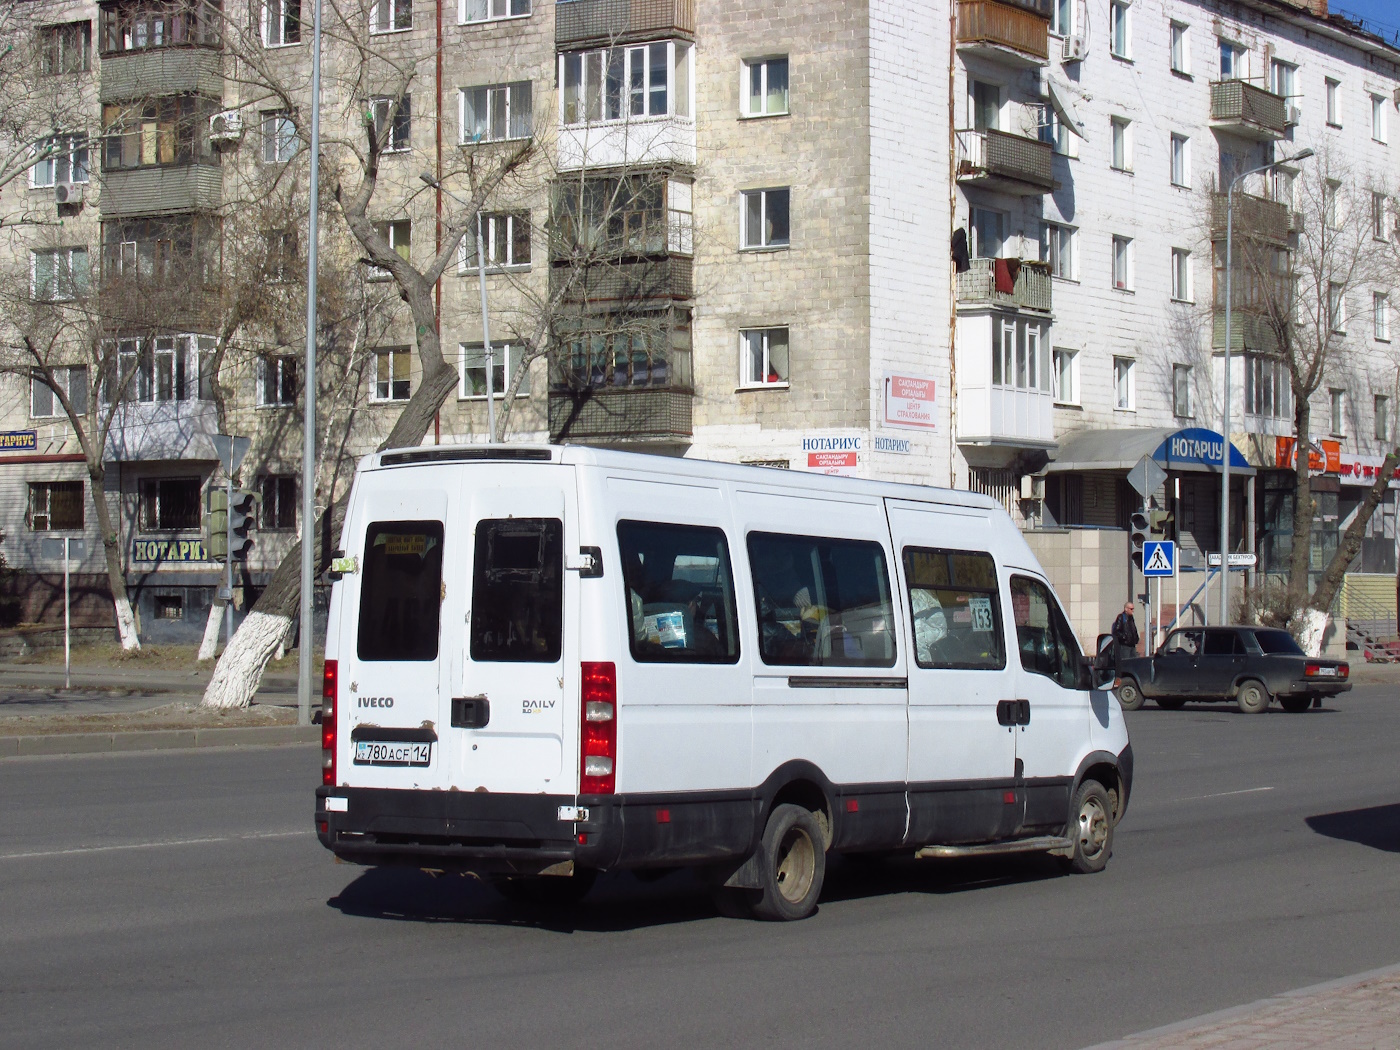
[[470, 518, 563, 663], [357, 521, 445, 662], [618, 521, 740, 664], [748, 532, 897, 668], [903, 548, 1005, 670]]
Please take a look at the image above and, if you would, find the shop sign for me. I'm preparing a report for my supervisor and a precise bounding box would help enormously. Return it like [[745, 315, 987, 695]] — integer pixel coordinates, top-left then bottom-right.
[[872, 435, 912, 455], [882, 373, 937, 431], [802, 435, 860, 476], [1275, 437, 1342, 474], [0, 431, 37, 452], [132, 538, 208, 563]]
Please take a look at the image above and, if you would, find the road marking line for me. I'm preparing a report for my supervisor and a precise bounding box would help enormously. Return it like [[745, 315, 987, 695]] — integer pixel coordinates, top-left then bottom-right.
[[0, 829, 309, 860], [1166, 786, 1274, 803]]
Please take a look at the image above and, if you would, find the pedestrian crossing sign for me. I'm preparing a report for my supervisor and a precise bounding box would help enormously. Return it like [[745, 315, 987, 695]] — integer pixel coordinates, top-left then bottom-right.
[[1143, 540, 1176, 577]]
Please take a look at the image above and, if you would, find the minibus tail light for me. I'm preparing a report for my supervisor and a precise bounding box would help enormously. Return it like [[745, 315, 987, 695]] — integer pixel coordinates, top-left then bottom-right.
[[580, 662, 616, 795], [322, 659, 337, 787]]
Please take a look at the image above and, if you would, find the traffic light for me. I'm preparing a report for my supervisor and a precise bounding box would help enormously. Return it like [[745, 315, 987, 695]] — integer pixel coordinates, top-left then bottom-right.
[[1130, 510, 1149, 571], [228, 489, 259, 560], [1148, 508, 1174, 539], [206, 488, 229, 561]]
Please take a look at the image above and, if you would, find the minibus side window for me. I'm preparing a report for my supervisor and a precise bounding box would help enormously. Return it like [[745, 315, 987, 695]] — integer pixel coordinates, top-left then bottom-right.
[[1009, 575, 1081, 689], [747, 532, 896, 668], [617, 520, 740, 664], [902, 547, 1005, 670], [470, 518, 563, 663], [357, 520, 445, 662]]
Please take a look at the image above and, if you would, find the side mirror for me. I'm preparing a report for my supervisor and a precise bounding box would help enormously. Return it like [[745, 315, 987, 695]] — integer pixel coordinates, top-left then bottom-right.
[[1092, 633, 1116, 671], [1078, 656, 1117, 692]]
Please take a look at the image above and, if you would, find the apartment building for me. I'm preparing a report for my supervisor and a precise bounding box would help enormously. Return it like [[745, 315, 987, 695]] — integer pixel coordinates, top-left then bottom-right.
[[0, 0, 1394, 641]]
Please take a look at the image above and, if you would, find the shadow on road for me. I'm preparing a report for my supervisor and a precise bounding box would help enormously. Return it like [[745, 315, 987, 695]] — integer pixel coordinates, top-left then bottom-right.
[[1306, 804, 1400, 853], [326, 851, 1067, 931]]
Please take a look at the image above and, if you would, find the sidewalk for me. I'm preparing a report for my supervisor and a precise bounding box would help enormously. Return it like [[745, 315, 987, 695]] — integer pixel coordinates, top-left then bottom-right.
[[1085, 962, 1400, 1049]]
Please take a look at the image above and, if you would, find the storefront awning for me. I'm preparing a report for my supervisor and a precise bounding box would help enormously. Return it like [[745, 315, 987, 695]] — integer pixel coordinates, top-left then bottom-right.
[[1046, 426, 1255, 476]]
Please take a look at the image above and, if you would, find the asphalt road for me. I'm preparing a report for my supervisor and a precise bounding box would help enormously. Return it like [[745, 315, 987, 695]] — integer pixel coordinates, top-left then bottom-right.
[[2, 685, 1398, 1050]]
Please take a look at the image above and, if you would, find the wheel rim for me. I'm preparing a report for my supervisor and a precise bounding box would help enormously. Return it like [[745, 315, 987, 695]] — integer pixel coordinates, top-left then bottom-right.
[[1242, 685, 1264, 710], [1077, 796, 1109, 860], [1120, 685, 1138, 704], [774, 826, 817, 904]]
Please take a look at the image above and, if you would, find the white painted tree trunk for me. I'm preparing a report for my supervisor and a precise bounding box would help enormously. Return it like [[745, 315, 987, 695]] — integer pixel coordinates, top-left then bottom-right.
[[273, 616, 294, 662], [201, 610, 292, 709], [1297, 608, 1330, 658], [197, 601, 225, 661], [114, 596, 140, 652]]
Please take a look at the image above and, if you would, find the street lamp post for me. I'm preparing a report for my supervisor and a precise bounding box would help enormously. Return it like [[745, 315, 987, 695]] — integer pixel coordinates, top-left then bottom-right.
[[1219, 148, 1313, 626]]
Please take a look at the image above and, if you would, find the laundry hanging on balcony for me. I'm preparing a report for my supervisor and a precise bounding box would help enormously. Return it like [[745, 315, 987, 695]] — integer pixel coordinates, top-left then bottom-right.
[[994, 258, 1021, 294], [951, 228, 970, 273]]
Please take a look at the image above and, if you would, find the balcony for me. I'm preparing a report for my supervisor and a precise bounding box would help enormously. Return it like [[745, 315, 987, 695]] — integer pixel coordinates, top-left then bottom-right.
[[104, 398, 220, 462], [956, 258, 1052, 314], [1212, 308, 1281, 353], [550, 255, 693, 305], [548, 387, 692, 444], [100, 165, 221, 218], [99, 48, 222, 103], [555, 0, 695, 49], [955, 129, 1054, 195], [955, 0, 1050, 66], [1210, 80, 1287, 140], [1210, 190, 1291, 246], [557, 116, 696, 172], [954, 313, 1054, 449]]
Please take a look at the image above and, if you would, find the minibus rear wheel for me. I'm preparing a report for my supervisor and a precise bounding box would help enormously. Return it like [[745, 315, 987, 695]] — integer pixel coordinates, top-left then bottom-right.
[[751, 804, 827, 921]]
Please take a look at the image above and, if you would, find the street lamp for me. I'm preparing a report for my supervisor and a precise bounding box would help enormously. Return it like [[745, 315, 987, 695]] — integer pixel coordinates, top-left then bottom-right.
[[1219, 147, 1313, 626], [420, 173, 496, 441]]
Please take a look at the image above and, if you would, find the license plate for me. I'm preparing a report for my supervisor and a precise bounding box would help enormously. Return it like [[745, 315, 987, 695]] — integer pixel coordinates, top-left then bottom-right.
[[1314, 666, 1337, 677], [353, 740, 432, 766]]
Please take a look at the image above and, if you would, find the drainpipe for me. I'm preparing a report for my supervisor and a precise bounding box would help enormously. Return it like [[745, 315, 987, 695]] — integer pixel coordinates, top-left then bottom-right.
[[433, 0, 444, 444], [947, 1, 958, 489]]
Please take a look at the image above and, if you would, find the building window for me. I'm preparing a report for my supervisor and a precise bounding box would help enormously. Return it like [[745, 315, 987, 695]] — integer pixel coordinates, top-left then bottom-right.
[[1170, 133, 1190, 187], [1040, 222, 1076, 280], [1110, 117, 1132, 171], [261, 110, 298, 163], [370, 0, 411, 33], [1372, 192, 1389, 240], [30, 134, 89, 188], [740, 188, 790, 249], [259, 475, 297, 529], [373, 347, 411, 401], [263, 0, 300, 45], [1112, 235, 1133, 291], [1325, 179, 1343, 230], [971, 207, 1006, 259], [991, 318, 1049, 392], [559, 325, 686, 391], [1171, 248, 1193, 302], [1270, 60, 1296, 103], [560, 41, 691, 125], [1245, 355, 1291, 419], [1169, 22, 1190, 75], [1372, 94, 1388, 144], [32, 248, 90, 301], [1330, 389, 1346, 436], [1114, 357, 1135, 410], [1052, 347, 1078, 405], [104, 335, 215, 404], [99, 4, 221, 52], [368, 220, 410, 280], [1329, 282, 1346, 332], [740, 327, 789, 387], [460, 82, 532, 142], [102, 98, 219, 170], [1173, 364, 1193, 418], [1109, 1, 1129, 59], [460, 212, 530, 270], [971, 80, 1001, 132], [1375, 293, 1391, 341], [28, 481, 84, 532], [1326, 78, 1341, 126], [154, 595, 184, 620], [40, 21, 92, 73], [139, 478, 201, 531], [263, 228, 297, 282], [461, 0, 529, 23], [1039, 109, 1076, 156], [1375, 395, 1390, 441], [1050, 0, 1073, 36], [258, 355, 298, 406], [31, 366, 89, 419], [460, 342, 519, 398], [1218, 39, 1247, 79], [742, 56, 789, 117], [369, 95, 411, 152]]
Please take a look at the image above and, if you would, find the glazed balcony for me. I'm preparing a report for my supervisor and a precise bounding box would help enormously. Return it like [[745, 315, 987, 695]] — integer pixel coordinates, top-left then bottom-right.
[[955, 128, 1054, 195], [99, 47, 222, 102], [1210, 80, 1287, 140], [955, 0, 1050, 67], [555, 0, 695, 49]]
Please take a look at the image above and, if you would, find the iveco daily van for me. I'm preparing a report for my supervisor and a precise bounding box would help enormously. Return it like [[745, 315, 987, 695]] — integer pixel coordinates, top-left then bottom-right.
[[315, 445, 1132, 920]]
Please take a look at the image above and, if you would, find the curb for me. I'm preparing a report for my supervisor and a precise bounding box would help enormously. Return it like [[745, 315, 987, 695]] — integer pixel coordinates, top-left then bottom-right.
[[1081, 960, 1400, 1048], [0, 724, 319, 758]]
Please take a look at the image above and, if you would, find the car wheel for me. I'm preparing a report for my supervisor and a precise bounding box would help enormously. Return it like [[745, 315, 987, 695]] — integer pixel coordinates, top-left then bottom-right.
[[1156, 696, 1186, 710], [1062, 779, 1113, 874], [750, 803, 827, 921], [1280, 695, 1312, 713], [1116, 679, 1145, 711], [1236, 679, 1270, 715]]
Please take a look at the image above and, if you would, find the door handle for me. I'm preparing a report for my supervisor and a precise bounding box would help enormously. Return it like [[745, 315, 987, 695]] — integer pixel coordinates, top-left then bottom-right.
[[997, 700, 1031, 726], [451, 695, 490, 729]]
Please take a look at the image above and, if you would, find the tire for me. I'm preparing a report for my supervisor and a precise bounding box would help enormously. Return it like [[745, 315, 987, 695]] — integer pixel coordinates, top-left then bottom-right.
[[1236, 679, 1270, 715], [1063, 779, 1113, 874], [1280, 695, 1312, 713], [1116, 679, 1145, 711], [1156, 696, 1186, 710], [749, 804, 827, 921], [493, 868, 597, 907]]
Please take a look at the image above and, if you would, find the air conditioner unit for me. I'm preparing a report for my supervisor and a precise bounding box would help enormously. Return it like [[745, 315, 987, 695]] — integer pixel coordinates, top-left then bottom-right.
[[53, 181, 84, 206], [1062, 34, 1087, 63], [1285, 102, 1302, 126], [209, 111, 244, 144], [1019, 475, 1045, 501]]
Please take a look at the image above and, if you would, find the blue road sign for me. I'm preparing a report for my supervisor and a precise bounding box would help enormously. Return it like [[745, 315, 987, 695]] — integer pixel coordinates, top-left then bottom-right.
[[1143, 540, 1176, 577]]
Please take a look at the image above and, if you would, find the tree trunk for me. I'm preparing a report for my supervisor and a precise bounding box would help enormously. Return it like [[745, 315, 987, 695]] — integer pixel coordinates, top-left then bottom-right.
[[87, 463, 140, 651], [1285, 394, 1314, 614], [197, 600, 224, 661], [1309, 450, 1400, 613]]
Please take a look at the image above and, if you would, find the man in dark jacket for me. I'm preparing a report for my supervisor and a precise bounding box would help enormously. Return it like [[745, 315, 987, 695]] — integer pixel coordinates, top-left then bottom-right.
[[1111, 601, 1140, 665]]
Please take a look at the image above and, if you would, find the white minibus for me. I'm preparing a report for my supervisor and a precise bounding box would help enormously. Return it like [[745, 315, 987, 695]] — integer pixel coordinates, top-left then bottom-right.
[[315, 445, 1131, 920]]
